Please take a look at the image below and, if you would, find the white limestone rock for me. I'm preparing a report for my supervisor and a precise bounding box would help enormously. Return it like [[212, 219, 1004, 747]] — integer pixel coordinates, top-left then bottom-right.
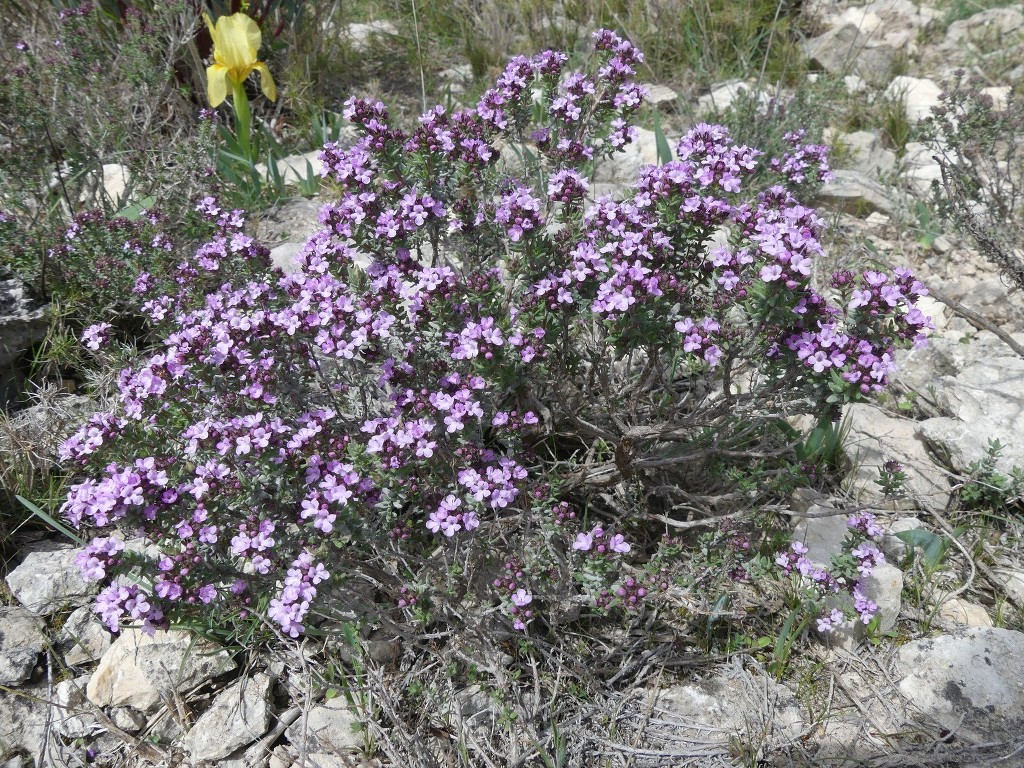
[[284, 694, 363, 754], [0, 684, 50, 759], [804, 23, 897, 87], [898, 628, 1024, 742], [861, 562, 903, 631], [938, 598, 993, 628], [594, 127, 662, 185], [54, 675, 102, 739], [182, 673, 273, 762], [5, 540, 92, 615], [884, 76, 942, 122], [58, 605, 113, 666], [814, 170, 897, 216], [86, 628, 236, 712], [792, 503, 849, 566], [0, 606, 44, 685], [842, 403, 950, 511]]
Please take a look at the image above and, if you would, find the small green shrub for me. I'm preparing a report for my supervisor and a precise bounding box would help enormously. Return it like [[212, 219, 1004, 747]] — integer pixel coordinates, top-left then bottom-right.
[[710, 75, 846, 194], [959, 440, 1024, 516], [923, 72, 1024, 293]]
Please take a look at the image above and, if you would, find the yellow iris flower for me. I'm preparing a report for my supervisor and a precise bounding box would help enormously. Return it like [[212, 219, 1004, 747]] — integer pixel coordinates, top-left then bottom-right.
[[203, 12, 277, 108]]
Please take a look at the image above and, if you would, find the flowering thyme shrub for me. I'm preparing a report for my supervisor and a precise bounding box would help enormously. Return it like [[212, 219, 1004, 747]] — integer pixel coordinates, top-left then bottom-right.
[[924, 72, 1024, 293], [16, 208, 218, 332], [60, 31, 931, 639]]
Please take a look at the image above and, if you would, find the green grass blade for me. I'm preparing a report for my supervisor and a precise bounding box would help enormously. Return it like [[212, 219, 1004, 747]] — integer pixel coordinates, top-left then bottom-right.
[[16, 495, 85, 544]]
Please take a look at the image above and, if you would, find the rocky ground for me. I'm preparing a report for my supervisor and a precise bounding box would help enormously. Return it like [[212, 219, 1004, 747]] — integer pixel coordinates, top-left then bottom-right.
[[2, 1, 1024, 766]]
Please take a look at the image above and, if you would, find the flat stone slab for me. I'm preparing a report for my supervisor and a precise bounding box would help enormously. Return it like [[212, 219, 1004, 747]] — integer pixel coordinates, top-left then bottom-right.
[[898, 627, 1024, 743]]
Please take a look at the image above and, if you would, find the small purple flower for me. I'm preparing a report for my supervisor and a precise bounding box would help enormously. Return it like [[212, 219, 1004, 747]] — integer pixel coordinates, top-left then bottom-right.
[[572, 532, 593, 551], [81, 322, 112, 351]]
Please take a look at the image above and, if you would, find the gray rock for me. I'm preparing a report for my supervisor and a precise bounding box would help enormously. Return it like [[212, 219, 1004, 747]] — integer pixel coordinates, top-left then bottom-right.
[[814, 170, 897, 216], [862, 562, 903, 631], [254, 151, 324, 188], [0, 606, 44, 685], [993, 568, 1024, 606], [109, 706, 147, 733], [901, 142, 943, 195], [0, 684, 49, 758], [285, 695, 363, 753], [0, 275, 47, 370], [981, 85, 1011, 111], [861, 0, 940, 29], [182, 673, 273, 762], [836, 130, 896, 177], [944, 7, 1024, 47], [644, 83, 679, 106], [645, 666, 804, 746], [79, 163, 133, 208], [915, 335, 1024, 476], [0, 393, 93, 469], [697, 80, 766, 114], [822, 617, 865, 652], [892, 329, 983, 395], [304, 755, 355, 768], [842, 74, 868, 94], [438, 63, 473, 92], [956, 277, 1024, 330], [897, 627, 1024, 742], [5, 540, 92, 614], [269, 745, 292, 768], [792, 504, 850, 566], [842, 403, 950, 511], [804, 23, 896, 87], [594, 127, 662, 184], [937, 598, 993, 628], [270, 241, 304, 274], [86, 628, 237, 712], [343, 20, 398, 51], [54, 675, 101, 739], [912, 296, 948, 334], [789, 486, 830, 515], [58, 605, 113, 666]]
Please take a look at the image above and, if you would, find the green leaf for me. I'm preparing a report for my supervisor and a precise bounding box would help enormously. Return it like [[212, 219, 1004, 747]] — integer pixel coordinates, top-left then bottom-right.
[[117, 195, 157, 221], [894, 528, 958, 571], [653, 110, 673, 166]]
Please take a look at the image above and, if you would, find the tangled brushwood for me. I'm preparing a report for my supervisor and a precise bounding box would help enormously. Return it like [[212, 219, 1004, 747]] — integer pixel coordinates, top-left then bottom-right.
[[59, 31, 931, 640]]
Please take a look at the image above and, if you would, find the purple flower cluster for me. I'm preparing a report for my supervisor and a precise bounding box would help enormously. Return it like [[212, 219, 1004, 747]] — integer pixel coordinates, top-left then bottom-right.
[[75, 537, 125, 581], [95, 583, 164, 634], [769, 130, 834, 186], [267, 551, 330, 638], [780, 268, 933, 394], [496, 186, 545, 242], [492, 559, 534, 631], [776, 512, 888, 632], [572, 526, 631, 556]]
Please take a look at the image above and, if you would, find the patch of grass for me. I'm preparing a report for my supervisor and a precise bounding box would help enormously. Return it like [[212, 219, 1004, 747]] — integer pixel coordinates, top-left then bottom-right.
[[939, 0, 1023, 26], [878, 93, 913, 157]]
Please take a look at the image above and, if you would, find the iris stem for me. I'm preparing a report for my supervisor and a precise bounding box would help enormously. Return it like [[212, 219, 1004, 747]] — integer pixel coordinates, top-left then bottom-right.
[[231, 80, 253, 163]]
